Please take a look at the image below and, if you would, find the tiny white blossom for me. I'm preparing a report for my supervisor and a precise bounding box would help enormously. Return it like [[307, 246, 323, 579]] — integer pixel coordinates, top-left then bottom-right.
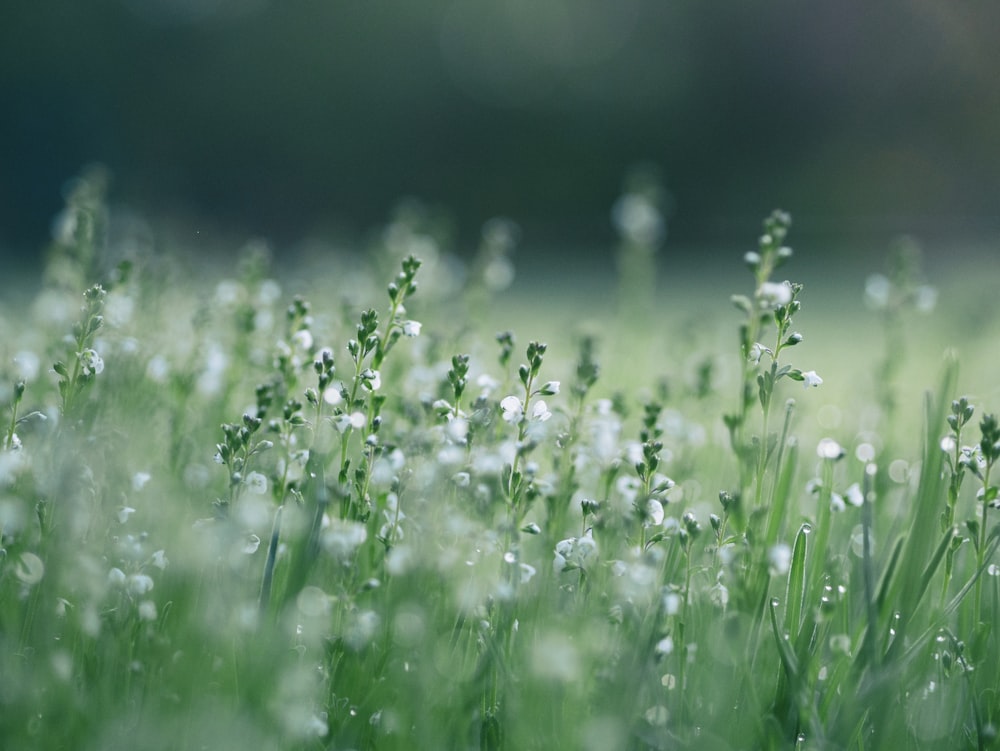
[[830, 492, 846, 512], [138, 600, 157, 621], [531, 400, 552, 422], [291, 328, 313, 350], [322, 386, 343, 406], [768, 543, 792, 576], [151, 549, 169, 569], [817, 438, 844, 460], [864, 274, 891, 310], [78, 349, 104, 376], [127, 573, 154, 596], [362, 370, 381, 391], [645, 499, 665, 527], [802, 370, 823, 389], [401, 320, 422, 337], [476, 373, 500, 396], [500, 395, 523, 423], [654, 636, 674, 655], [244, 533, 261, 555], [748, 342, 768, 364], [245, 471, 268, 495], [132, 471, 151, 491], [118, 506, 136, 524], [540, 380, 560, 395], [519, 563, 537, 583], [757, 281, 793, 308], [845, 482, 864, 507]]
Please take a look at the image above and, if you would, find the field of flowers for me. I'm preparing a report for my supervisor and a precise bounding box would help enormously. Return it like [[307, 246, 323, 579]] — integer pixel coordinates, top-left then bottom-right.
[[2, 169, 1000, 750]]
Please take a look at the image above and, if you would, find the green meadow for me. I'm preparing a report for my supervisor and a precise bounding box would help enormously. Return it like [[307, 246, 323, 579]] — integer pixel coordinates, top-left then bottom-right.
[[2, 170, 1000, 750]]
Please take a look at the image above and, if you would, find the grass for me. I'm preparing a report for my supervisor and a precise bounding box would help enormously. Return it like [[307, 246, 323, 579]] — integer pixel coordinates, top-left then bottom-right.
[[2, 169, 1000, 750]]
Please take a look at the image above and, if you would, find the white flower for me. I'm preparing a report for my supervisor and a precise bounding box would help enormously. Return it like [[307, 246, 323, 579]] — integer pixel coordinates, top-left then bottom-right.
[[322, 385, 343, 406], [245, 471, 268, 495], [654, 636, 674, 655], [78, 349, 104, 376], [244, 534, 261, 555], [132, 471, 151, 491], [500, 396, 523, 423], [915, 285, 937, 313], [362, 370, 381, 391], [476, 373, 500, 397], [127, 573, 154, 596], [817, 438, 844, 460], [117, 506, 136, 524], [291, 328, 313, 351], [108, 567, 127, 587], [748, 342, 768, 364], [830, 492, 846, 512], [401, 320, 422, 337], [802, 370, 823, 389], [645, 499, 665, 527], [151, 549, 169, 569], [757, 281, 793, 308], [531, 400, 552, 422], [540, 380, 560, 395], [138, 600, 157, 621], [845, 482, 864, 507], [768, 543, 792, 576], [864, 274, 891, 310]]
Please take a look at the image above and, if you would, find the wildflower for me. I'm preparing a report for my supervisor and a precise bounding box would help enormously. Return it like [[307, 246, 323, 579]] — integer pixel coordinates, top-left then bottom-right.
[[108, 568, 127, 587], [361, 369, 381, 391], [519, 563, 537, 583], [768, 543, 792, 576], [500, 396, 523, 423], [78, 349, 104, 376], [151, 549, 169, 569], [830, 492, 846, 512], [757, 281, 793, 308], [244, 534, 261, 555], [748, 342, 768, 364], [291, 328, 313, 351], [531, 400, 552, 422], [127, 573, 155, 596], [817, 438, 844, 460], [132, 471, 151, 491], [476, 373, 499, 396], [539, 380, 560, 395], [245, 471, 268, 495], [845, 482, 864, 507], [138, 600, 158, 621], [802, 370, 823, 389], [645, 499, 665, 526], [401, 320, 422, 337], [118, 506, 136, 524], [654, 636, 674, 655]]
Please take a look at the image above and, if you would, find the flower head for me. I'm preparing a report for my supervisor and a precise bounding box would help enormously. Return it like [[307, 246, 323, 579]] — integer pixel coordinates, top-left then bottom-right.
[[802, 370, 823, 389], [757, 281, 793, 309], [500, 396, 523, 423], [78, 349, 104, 376]]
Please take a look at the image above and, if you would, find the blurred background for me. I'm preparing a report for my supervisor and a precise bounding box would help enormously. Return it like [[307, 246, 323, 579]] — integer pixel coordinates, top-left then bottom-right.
[[2, 0, 999, 278]]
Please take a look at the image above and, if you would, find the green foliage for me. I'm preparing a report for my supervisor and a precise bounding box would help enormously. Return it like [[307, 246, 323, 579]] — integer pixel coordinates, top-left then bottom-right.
[[1, 181, 999, 751]]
